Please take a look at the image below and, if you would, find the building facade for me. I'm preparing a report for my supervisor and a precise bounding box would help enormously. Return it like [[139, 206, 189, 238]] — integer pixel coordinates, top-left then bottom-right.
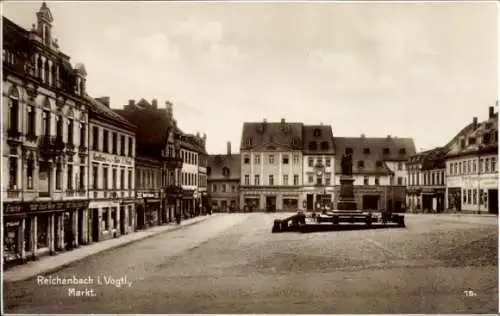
[[180, 133, 207, 218], [207, 142, 241, 212], [445, 107, 498, 214], [3, 4, 91, 267], [333, 136, 416, 211], [87, 96, 136, 242], [239, 119, 304, 212], [114, 98, 184, 227], [406, 147, 447, 213], [302, 125, 335, 211]]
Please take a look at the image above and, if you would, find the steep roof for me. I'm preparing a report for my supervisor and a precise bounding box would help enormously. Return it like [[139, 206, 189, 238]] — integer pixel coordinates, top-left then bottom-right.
[[446, 114, 498, 158], [334, 136, 416, 175], [240, 121, 303, 151], [302, 125, 335, 155], [181, 134, 207, 155], [86, 95, 135, 131], [207, 154, 241, 181]]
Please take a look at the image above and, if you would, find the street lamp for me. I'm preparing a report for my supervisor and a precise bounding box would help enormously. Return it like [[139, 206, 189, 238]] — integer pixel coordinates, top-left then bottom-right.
[[314, 162, 327, 215]]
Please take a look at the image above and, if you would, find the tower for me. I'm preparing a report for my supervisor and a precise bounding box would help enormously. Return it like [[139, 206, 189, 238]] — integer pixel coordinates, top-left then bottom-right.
[[36, 2, 53, 46]]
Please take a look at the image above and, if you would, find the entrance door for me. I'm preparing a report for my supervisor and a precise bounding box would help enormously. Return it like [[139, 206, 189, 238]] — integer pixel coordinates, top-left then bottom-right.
[[266, 196, 276, 212], [77, 209, 84, 245], [92, 209, 99, 242], [306, 194, 314, 211], [488, 189, 498, 214], [120, 207, 126, 234], [362, 195, 379, 211], [137, 205, 145, 229]]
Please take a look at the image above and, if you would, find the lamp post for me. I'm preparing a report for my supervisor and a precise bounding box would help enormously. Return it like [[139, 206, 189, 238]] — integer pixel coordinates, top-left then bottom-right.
[[314, 162, 327, 214]]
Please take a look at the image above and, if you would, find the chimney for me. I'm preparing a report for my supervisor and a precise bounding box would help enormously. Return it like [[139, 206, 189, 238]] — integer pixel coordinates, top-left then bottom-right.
[[152, 99, 158, 109], [96, 96, 110, 108], [165, 101, 173, 118], [227, 141, 231, 155], [489, 106, 495, 118], [387, 134, 391, 139], [281, 118, 285, 124], [473, 117, 478, 130], [128, 99, 135, 107], [202, 133, 207, 147], [361, 134, 365, 138], [196, 132, 200, 140]]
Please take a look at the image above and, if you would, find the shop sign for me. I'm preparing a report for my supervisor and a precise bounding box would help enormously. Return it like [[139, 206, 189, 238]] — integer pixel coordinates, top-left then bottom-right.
[[4, 204, 23, 214], [137, 192, 158, 199], [19, 200, 90, 213], [92, 152, 133, 166]]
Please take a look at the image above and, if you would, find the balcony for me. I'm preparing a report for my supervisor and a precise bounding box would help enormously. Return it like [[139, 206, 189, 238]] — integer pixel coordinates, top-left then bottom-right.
[[6, 189, 20, 199], [66, 143, 76, 155], [163, 156, 183, 169], [78, 145, 88, 155], [38, 135, 65, 157], [7, 129, 22, 144]]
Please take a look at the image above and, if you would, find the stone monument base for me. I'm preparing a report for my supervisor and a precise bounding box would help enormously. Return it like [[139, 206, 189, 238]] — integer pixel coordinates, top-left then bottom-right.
[[336, 177, 359, 211]]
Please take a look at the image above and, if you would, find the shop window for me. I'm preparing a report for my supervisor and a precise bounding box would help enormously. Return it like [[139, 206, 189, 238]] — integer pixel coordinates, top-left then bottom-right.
[[102, 208, 109, 231], [111, 208, 117, 229], [463, 189, 467, 204], [37, 216, 49, 248], [4, 221, 20, 262]]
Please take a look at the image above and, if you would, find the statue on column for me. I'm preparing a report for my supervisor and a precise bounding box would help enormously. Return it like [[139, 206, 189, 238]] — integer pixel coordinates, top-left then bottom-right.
[[341, 153, 353, 176]]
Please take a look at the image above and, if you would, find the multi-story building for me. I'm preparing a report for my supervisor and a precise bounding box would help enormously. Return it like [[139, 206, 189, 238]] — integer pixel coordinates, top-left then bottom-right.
[[333, 136, 416, 211], [3, 4, 91, 267], [406, 147, 447, 213], [198, 149, 209, 213], [445, 106, 498, 214], [179, 133, 207, 218], [207, 142, 241, 212], [239, 119, 304, 212], [87, 96, 136, 242], [114, 98, 183, 227], [302, 125, 335, 211]]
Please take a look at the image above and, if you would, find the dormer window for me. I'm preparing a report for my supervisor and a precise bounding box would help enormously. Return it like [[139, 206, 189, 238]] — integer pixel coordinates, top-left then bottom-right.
[[468, 137, 476, 145], [309, 142, 317, 150], [483, 134, 491, 145], [345, 148, 353, 155], [376, 161, 383, 168], [222, 167, 230, 177], [245, 138, 252, 146], [363, 148, 370, 155], [320, 141, 329, 150], [313, 128, 321, 137], [383, 148, 390, 155], [207, 167, 212, 176], [460, 138, 466, 149], [399, 148, 406, 155], [358, 161, 365, 168]]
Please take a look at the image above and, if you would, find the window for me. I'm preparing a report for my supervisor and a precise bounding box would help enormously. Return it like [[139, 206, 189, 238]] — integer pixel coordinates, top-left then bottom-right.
[[79, 166, 85, 189], [222, 167, 230, 177], [103, 166, 109, 189], [479, 158, 484, 173], [397, 177, 403, 185], [120, 169, 125, 189], [103, 130, 109, 153], [92, 127, 99, 150], [221, 184, 226, 193], [8, 88, 19, 132], [399, 148, 406, 155], [112, 169, 117, 189], [483, 133, 491, 145], [293, 155, 300, 164], [294, 174, 299, 185], [467, 160, 471, 174], [67, 164, 73, 190], [68, 118, 74, 145], [397, 162, 403, 170], [492, 157, 497, 172], [128, 137, 133, 157], [92, 164, 98, 189], [231, 185, 236, 192], [472, 160, 477, 173], [479, 189, 485, 205], [254, 154, 260, 164], [120, 135, 125, 156], [345, 148, 353, 155], [463, 189, 467, 204], [375, 177, 380, 185], [308, 175, 313, 184], [325, 158, 331, 167], [468, 137, 476, 145], [112, 133, 117, 155], [473, 188, 477, 205], [460, 139, 466, 149], [244, 175, 250, 185], [25, 159, 34, 190], [80, 123, 86, 147], [467, 189, 472, 204], [244, 155, 250, 164], [55, 115, 62, 137], [268, 155, 274, 164], [376, 161, 383, 168], [485, 158, 490, 172], [102, 208, 109, 231], [27, 106, 36, 136], [364, 177, 369, 185], [320, 142, 329, 150], [316, 158, 322, 165], [313, 128, 321, 137], [358, 160, 365, 168], [282, 155, 289, 164], [308, 142, 317, 150], [269, 175, 274, 186], [128, 169, 132, 189], [212, 183, 217, 192], [56, 163, 62, 190], [363, 148, 370, 155], [383, 148, 390, 155], [254, 175, 260, 185], [316, 175, 322, 185], [283, 174, 288, 185], [308, 158, 314, 167], [325, 173, 331, 185]]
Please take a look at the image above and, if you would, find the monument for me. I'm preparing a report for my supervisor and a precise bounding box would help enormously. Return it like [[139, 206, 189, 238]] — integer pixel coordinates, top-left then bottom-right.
[[336, 153, 358, 211]]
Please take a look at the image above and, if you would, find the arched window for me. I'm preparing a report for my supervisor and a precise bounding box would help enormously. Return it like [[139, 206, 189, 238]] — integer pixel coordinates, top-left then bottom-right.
[[308, 142, 317, 150], [320, 141, 329, 150], [8, 86, 20, 133]]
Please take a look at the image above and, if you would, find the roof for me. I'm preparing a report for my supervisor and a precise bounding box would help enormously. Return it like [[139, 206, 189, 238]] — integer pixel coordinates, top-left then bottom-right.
[[181, 134, 207, 155], [86, 95, 135, 131], [302, 125, 335, 155], [333, 137, 416, 175], [114, 105, 174, 148], [207, 154, 241, 180], [240, 121, 303, 151], [446, 114, 498, 158]]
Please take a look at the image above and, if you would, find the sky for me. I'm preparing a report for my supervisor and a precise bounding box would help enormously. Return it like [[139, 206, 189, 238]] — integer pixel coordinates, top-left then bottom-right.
[[3, 1, 498, 155]]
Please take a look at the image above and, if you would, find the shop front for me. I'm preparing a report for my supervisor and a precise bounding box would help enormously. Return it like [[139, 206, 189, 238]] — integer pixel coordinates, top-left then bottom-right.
[[182, 189, 195, 218], [3, 200, 89, 269]]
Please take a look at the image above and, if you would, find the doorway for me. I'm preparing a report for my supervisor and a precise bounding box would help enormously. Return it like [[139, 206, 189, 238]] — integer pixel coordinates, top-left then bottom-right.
[[488, 189, 498, 214], [77, 209, 84, 245], [266, 196, 277, 212], [120, 206, 126, 235], [306, 194, 314, 211], [92, 208, 99, 242]]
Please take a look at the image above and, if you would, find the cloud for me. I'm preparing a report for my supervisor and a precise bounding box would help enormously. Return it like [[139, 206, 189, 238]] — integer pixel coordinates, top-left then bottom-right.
[[172, 17, 223, 46], [133, 33, 180, 62], [104, 26, 122, 43]]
